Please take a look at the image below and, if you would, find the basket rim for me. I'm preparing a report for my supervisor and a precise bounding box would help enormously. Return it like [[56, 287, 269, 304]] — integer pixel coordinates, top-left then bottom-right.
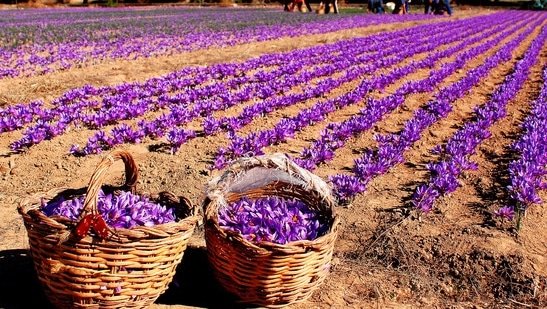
[[204, 153, 340, 253], [18, 185, 200, 240], [204, 186, 340, 253]]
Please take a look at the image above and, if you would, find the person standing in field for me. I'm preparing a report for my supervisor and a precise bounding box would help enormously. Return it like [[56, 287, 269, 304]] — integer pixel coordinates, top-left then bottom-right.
[[288, 0, 305, 12], [321, 0, 339, 14], [426, 0, 453, 15], [285, 0, 313, 12], [441, 0, 453, 15], [368, 0, 385, 13], [393, 0, 407, 14], [424, 0, 432, 14]]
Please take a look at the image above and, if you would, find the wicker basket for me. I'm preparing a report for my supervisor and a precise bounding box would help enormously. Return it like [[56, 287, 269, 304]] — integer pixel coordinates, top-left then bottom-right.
[[204, 153, 340, 308], [18, 150, 199, 309]]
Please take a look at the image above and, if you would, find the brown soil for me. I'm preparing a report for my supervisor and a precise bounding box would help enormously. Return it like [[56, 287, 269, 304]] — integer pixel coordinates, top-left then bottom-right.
[[0, 7, 544, 309]]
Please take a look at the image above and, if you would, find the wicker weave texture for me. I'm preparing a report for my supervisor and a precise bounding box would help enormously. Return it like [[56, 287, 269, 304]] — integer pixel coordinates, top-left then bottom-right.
[[204, 153, 340, 308], [18, 150, 199, 309]]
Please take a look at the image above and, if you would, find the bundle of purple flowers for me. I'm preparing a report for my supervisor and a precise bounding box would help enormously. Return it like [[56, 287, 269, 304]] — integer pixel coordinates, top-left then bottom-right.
[[218, 196, 328, 245], [42, 190, 176, 229]]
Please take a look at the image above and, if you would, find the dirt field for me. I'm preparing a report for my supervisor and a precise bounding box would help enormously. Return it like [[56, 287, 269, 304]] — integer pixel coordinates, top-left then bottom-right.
[[0, 6, 545, 309]]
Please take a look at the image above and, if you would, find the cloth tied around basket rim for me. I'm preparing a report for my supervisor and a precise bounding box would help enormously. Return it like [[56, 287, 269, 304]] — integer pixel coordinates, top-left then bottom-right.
[[206, 153, 338, 234]]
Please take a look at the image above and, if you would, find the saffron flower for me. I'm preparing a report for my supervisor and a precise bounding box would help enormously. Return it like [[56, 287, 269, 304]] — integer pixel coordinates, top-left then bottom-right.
[[42, 190, 176, 229], [218, 196, 328, 245]]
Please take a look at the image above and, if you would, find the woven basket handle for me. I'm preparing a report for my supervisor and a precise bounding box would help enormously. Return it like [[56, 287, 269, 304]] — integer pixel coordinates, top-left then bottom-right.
[[79, 150, 139, 220]]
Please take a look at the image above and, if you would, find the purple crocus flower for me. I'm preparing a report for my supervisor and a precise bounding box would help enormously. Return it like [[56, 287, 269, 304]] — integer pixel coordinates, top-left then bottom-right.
[[42, 190, 176, 229], [494, 206, 515, 221], [218, 196, 328, 245]]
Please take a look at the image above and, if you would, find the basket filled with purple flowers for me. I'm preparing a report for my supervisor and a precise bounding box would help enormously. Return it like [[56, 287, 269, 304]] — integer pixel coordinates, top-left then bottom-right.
[[18, 150, 199, 309], [204, 153, 340, 308]]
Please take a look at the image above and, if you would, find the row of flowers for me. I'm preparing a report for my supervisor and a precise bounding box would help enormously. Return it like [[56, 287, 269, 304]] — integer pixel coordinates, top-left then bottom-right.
[[2, 20, 430, 135], [2, 13, 477, 154], [409, 28, 546, 214], [213, 12, 522, 171], [293, 14, 519, 172], [497, 67, 546, 221], [502, 66, 546, 218], [207, 15, 506, 161], [80, 30, 418, 155], [328, 15, 543, 204], [0, 8, 438, 79], [7, 36, 385, 150]]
